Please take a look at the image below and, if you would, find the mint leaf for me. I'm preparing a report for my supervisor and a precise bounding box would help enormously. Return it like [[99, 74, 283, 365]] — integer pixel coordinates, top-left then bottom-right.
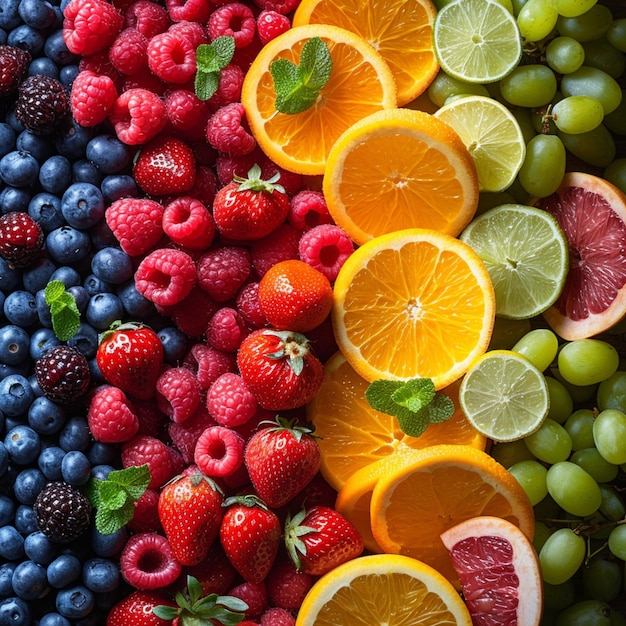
[[365, 379, 405, 416], [270, 37, 332, 114], [45, 280, 81, 341], [95, 500, 135, 535], [391, 378, 435, 413], [395, 410, 430, 437], [107, 465, 152, 500], [44, 280, 65, 302], [424, 393, 455, 424], [195, 36, 235, 101], [98, 482, 129, 511]]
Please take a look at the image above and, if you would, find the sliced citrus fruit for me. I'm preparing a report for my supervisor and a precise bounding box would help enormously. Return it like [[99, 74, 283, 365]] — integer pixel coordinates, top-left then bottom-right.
[[322, 108, 479, 245], [459, 204, 569, 319], [292, 0, 439, 106], [307, 352, 488, 491], [370, 444, 535, 586], [295, 553, 473, 626], [433, 96, 526, 192], [332, 228, 495, 388], [240, 24, 397, 176], [433, 0, 522, 84], [440, 516, 543, 626], [533, 172, 626, 340], [459, 349, 550, 442]]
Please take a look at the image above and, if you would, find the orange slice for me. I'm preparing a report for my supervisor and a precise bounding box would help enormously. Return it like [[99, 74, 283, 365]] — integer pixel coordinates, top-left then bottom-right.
[[292, 0, 439, 106], [322, 108, 479, 245], [295, 554, 473, 626], [241, 24, 397, 176], [307, 352, 487, 491], [370, 444, 535, 586], [332, 228, 496, 388]]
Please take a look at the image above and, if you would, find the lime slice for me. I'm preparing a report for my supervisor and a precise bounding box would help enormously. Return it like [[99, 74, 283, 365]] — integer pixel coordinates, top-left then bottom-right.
[[433, 0, 522, 84], [459, 349, 549, 442], [460, 204, 569, 319], [434, 96, 526, 192]]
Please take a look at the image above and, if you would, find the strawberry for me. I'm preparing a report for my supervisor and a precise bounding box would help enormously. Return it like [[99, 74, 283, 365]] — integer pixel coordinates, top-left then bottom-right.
[[284, 505, 364, 576], [219, 494, 282, 584], [96, 321, 164, 400], [243, 416, 321, 509], [158, 470, 224, 566], [236, 329, 324, 411], [106, 590, 174, 626], [133, 135, 197, 196], [212, 164, 290, 240]]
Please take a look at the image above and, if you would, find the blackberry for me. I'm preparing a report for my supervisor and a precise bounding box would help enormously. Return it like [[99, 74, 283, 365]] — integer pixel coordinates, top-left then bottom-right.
[[15, 74, 69, 135], [35, 345, 91, 404], [33, 481, 92, 543], [0, 45, 31, 97], [0, 211, 45, 268]]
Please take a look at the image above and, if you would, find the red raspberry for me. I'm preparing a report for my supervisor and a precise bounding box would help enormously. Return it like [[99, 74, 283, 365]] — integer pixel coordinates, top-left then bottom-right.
[[109, 87, 167, 145], [288, 189, 332, 231], [78, 50, 123, 87], [166, 0, 211, 22], [147, 30, 196, 85], [135, 248, 197, 306], [187, 165, 219, 207], [168, 20, 209, 47], [197, 246, 253, 302], [206, 307, 248, 352], [69, 70, 118, 127], [122, 434, 178, 488], [109, 28, 148, 75], [156, 367, 202, 423], [256, 10, 290, 44], [207, 102, 255, 156], [250, 223, 300, 277], [235, 281, 267, 329], [206, 372, 257, 427], [216, 150, 259, 186], [165, 89, 210, 133], [183, 343, 236, 390], [260, 608, 295, 626], [265, 559, 313, 611], [252, 0, 299, 15], [63, 0, 124, 56], [128, 488, 162, 532], [106, 197, 164, 256], [298, 223, 354, 283], [87, 385, 140, 443], [205, 63, 244, 112], [159, 286, 219, 339], [168, 405, 218, 463], [120, 533, 182, 590], [162, 196, 216, 250], [228, 582, 268, 620], [194, 426, 245, 477], [208, 2, 256, 47], [0, 212, 44, 268], [125, 0, 170, 37]]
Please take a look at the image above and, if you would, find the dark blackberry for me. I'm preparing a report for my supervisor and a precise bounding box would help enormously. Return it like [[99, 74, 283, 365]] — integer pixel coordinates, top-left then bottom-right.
[[0, 211, 45, 268], [0, 45, 31, 97], [15, 74, 69, 135], [35, 345, 91, 404], [33, 481, 92, 543]]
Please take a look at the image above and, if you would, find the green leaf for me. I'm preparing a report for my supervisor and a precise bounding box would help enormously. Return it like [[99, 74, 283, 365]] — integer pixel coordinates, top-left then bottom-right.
[[45, 280, 81, 341], [424, 393, 455, 424], [44, 280, 66, 303], [107, 465, 151, 500], [195, 37, 235, 101], [98, 482, 129, 511], [84, 479, 103, 508], [270, 37, 332, 114], [395, 409, 430, 438], [391, 378, 435, 413], [365, 379, 405, 417], [94, 500, 135, 535], [153, 606, 179, 620]]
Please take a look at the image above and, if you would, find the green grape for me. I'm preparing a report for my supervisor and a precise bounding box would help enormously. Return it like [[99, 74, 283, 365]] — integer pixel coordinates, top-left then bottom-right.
[[559, 123, 616, 168], [583, 38, 626, 79], [510, 0, 527, 15], [564, 408, 595, 450], [557, 339, 619, 386], [534, 520, 553, 552], [546, 460, 602, 516], [560, 67, 623, 115], [606, 17, 626, 53], [518, 134, 566, 198], [490, 438, 535, 467], [488, 316, 532, 350], [610, 609, 626, 626], [531, 101, 560, 134], [512, 328, 558, 371], [549, 367, 598, 404], [517, 0, 558, 42], [598, 483, 626, 522], [551, 96, 604, 134], [552, 0, 596, 18], [582, 556, 623, 603], [510, 107, 538, 143], [543, 579, 576, 611], [592, 409, 626, 465], [500, 65, 557, 108], [597, 371, 626, 412], [427, 72, 490, 108], [525, 419, 573, 464], [604, 159, 626, 194], [556, 4, 613, 42], [539, 528, 586, 585], [603, 93, 626, 136], [546, 37, 586, 74], [545, 377, 574, 424], [508, 459, 548, 505], [534, 493, 562, 520], [608, 524, 626, 561], [569, 447, 619, 483], [554, 600, 613, 626]]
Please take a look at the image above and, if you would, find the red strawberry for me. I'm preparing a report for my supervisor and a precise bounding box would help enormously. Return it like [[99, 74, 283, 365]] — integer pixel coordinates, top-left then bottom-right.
[[243, 416, 321, 509], [219, 494, 281, 584], [212, 164, 290, 241], [158, 470, 224, 566], [106, 590, 174, 626], [96, 321, 164, 400], [133, 135, 197, 196], [284, 505, 364, 576], [236, 329, 324, 411]]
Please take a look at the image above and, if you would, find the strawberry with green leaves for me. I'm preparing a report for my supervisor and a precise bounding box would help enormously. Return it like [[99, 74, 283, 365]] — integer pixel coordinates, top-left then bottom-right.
[[106, 590, 175, 626]]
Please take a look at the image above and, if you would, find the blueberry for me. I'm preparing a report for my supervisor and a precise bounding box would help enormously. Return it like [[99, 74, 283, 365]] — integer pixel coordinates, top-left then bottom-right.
[[0, 124, 16, 159], [67, 285, 89, 312], [49, 265, 81, 288], [71, 159, 103, 186], [24, 530, 57, 565], [85, 293, 124, 330], [117, 280, 155, 319], [0, 495, 14, 527], [3, 290, 38, 327], [89, 464, 114, 481], [0, 444, 8, 478], [46, 553, 81, 589], [46, 226, 91, 265], [86, 134, 131, 174], [0, 562, 16, 596], [35, 289, 53, 328], [90, 525, 127, 558], [39, 613, 72, 626], [58, 416, 90, 452], [0, 258, 22, 292], [3, 425, 39, 465], [5, 105, 24, 134], [13, 467, 46, 505], [11, 559, 49, 600], [44, 29, 77, 66], [28, 191, 65, 232], [55, 119, 94, 161], [28, 395, 66, 435], [100, 174, 138, 203], [87, 357, 104, 384], [61, 450, 91, 486], [83, 273, 113, 296], [0, 361, 29, 378], [15, 129, 53, 163], [0, 376, 34, 417], [28, 56, 59, 78], [91, 247, 133, 284], [58, 64, 79, 91], [158, 326, 188, 365], [18, 0, 56, 29], [61, 182, 105, 229], [0, 596, 31, 626], [66, 322, 98, 359], [86, 442, 117, 467], [7, 23, 45, 53], [22, 257, 57, 293], [0, 185, 31, 212], [0, 0, 21, 29], [81, 558, 119, 593], [55, 585, 95, 619], [39, 154, 72, 194], [0, 526, 24, 560], [0, 150, 39, 187], [0, 325, 31, 366], [37, 447, 64, 482], [13, 504, 38, 535], [29, 327, 60, 361]]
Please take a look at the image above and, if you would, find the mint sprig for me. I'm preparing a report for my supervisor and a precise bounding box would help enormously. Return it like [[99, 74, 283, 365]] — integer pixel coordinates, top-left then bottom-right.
[[85, 464, 151, 534], [195, 36, 236, 100], [366, 378, 455, 437], [270, 37, 332, 114], [44, 280, 81, 341]]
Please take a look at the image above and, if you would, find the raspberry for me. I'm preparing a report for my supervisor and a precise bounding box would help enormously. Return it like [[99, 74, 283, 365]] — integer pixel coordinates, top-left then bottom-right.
[[260, 608, 295, 626], [128, 488, 162, 532], [125, 0, 170, 37], [63, 0, 124, 56], [194, 426, 245, 477], [228, 582, 268, 620], [122, 434, 178, 488], [298, 224, 355, 282], [250, 223, 300, 277], [122, 68, 168, 94], [35, 345, 91, 405], [70, 70, 118, 127], [235, 281, 267, 329], [78, 50, 123, 86], [106, 197, 165, 256], [147, 30, 197, 85], [0, 45, 31, 97], [87, 385, 140, 443], [109, 87, 167, 145], [208, 2, 256, 47], [109, 28, 149, 75], [256, 10, 290, 44], [165, 89, 210, 132], [162, 196, 216, 250], [168, 19, 209, 47], [288, 190, 332, 231], [134, 398, 169, 437], [252, 0, 300, 15], [156, 367, 202, 423], [135, 248, 197, 306], [207, 102, 256, 156], [205, 63, 245, 112], [159, 286, 219, 338], [120, 533, 182, 590], [206, 372, 257, 427], [187, 165, 219, 207], [206, 307, 248, 352], [0, 212, 44, 268], [168, 405, 218, 463], [183, 342, 236, 390], [197, 246, 253, 302], [165, 0, 211, 22], [265, 559, 313, 611]]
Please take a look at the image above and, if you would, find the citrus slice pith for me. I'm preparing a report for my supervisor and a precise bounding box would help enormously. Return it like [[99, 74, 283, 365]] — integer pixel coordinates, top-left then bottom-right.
[[241, 24, 397, 176]]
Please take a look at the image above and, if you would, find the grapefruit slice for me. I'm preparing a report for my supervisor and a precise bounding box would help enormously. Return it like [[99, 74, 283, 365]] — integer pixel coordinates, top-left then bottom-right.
[[440, 516, 543, 626], [533, 172, 626, 340]]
